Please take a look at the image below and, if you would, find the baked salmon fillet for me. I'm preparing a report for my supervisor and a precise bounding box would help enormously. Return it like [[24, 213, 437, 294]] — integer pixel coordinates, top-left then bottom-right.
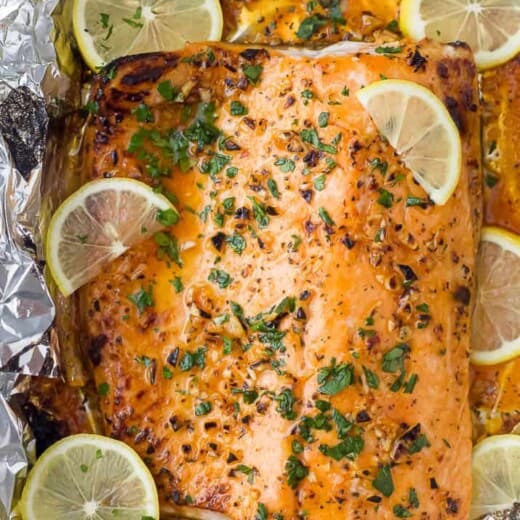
[[83, 40, 480, 519], [220, 0, 398, 43], [470, 54, 520, 439]]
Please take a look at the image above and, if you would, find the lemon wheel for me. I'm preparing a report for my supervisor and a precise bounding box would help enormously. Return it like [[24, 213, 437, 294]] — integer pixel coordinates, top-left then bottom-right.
[[356, 79, 461, 205], [46, 178, 177, 296], [73, 0, 224, 70], [472, 226, 520, 365], [20, 434, 159, 520], [400, 0, 520, 70]]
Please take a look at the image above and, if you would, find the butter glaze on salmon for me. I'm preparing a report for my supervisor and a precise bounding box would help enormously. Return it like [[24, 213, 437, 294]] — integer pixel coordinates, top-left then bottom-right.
[[83, 40, 480, 519]]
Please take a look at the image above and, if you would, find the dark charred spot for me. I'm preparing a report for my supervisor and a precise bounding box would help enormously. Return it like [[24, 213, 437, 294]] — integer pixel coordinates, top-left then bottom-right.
[[437, 62, 449, 79], [240, 48, 268, 61], [397, 264, 418, 282], [303, 149, 319, 167], [211, 232, 227, 251], [208, 442, 218, 451], [453, 286, 470, 305], [356, 410, 371, 423], [243, 117, 256, 129], [266, 206, 278, 216], [204, 421, 218, 430], [226, 452, 238, 463], [234, 207, 250, 220], [300, 189, 313, 203], [341, 235, 355, 249], [462, 87, 477, 112], [350, 140, 363, 155], [23, 402, 69, 456], [446, 497, 459, 514], [88, 334, 108, 366], [167, 347, 180, 367], [305, 219, 317, 234], [300, 290, 311, 301], [95, 131, 109, 145], [110, 149, 118, 165], [224, 64, 237, 73], [257, 237, 265, 249], [367, 496, 382, 504], [241, 415, 251, 424], [430, 477, 439, 489], [444, 96, 464, 133], [199, 309, 212, 319], [181, 444, 192, 453], [236, 77, 249, 90], [408, 49, 427, 72], [224, 139, 241, 151], [296, 307, 307, 320], [93, 299, 101, 312], [400, 423, 421, 442], [224, 78, 235, 89], [169, 415, 183, 431], [284, 95, 296, 108]]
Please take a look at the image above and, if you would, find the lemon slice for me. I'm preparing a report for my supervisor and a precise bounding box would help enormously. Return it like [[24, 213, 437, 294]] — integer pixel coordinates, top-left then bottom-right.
[[46, 178, 176, 296], [356, 79, 461, 205], [400, 0, 520, 70], [72, 0, 224, 70], [471, 227, 520, 366], [20, 434, 159, 520], [471, 434, 520, 519]]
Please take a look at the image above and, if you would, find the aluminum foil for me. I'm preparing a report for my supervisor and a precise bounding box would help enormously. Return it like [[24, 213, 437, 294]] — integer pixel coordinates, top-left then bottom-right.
[[0, 0, 76, 516]]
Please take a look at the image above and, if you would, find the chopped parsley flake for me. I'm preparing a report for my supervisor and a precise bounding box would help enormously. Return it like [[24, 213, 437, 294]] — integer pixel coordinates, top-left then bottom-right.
[[275, 157, 296, 172], [319, 435, 364, 461], [375, 45, 403, 54], [408, 433, 431, 454], [318, 207, 335, 226], [235, 464, 255, 484], [98, 382, 110, 396], [377, 188, 394, 208], [255, 503, 267, 520], [285, 455, 309, 488], [317, 358, 353, 395], [169, 276, 184, 293], [226, 233, 247, 254], [362, 366, 380, 389], [248, 196, 270, 228], [180, 347, 207, 371], [156, 208, 179, 226], [275, 388, 297, 420], [208, 268, 233, 288], [154, 231, 183, 267], [372, 464, 394, 497], [268, 178, 281, 198], [314, 174, 326, 191], [230, 100, 248, 116], [382, 344, 410, 373], [296, 14, 327, 39], [242, 64, 263, 85], [393, 505, 412, 518], [128, 285, 154, 314], [157, 80, 179, 101], [132, 103, 154, 123], [318, 111, 330, 128], [194, 401, 212, 416]]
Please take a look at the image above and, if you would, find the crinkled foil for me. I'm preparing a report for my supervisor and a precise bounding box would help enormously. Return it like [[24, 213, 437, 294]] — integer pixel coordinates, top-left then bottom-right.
[[0, 0, 78, 516]]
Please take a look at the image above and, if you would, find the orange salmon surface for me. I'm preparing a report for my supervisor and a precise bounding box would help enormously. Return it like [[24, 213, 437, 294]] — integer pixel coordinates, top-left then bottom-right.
[[82, 40, 480, 519]]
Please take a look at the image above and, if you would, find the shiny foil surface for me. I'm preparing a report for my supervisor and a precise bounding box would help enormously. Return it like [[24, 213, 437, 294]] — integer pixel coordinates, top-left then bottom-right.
[[0, 1, 73, 516]]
